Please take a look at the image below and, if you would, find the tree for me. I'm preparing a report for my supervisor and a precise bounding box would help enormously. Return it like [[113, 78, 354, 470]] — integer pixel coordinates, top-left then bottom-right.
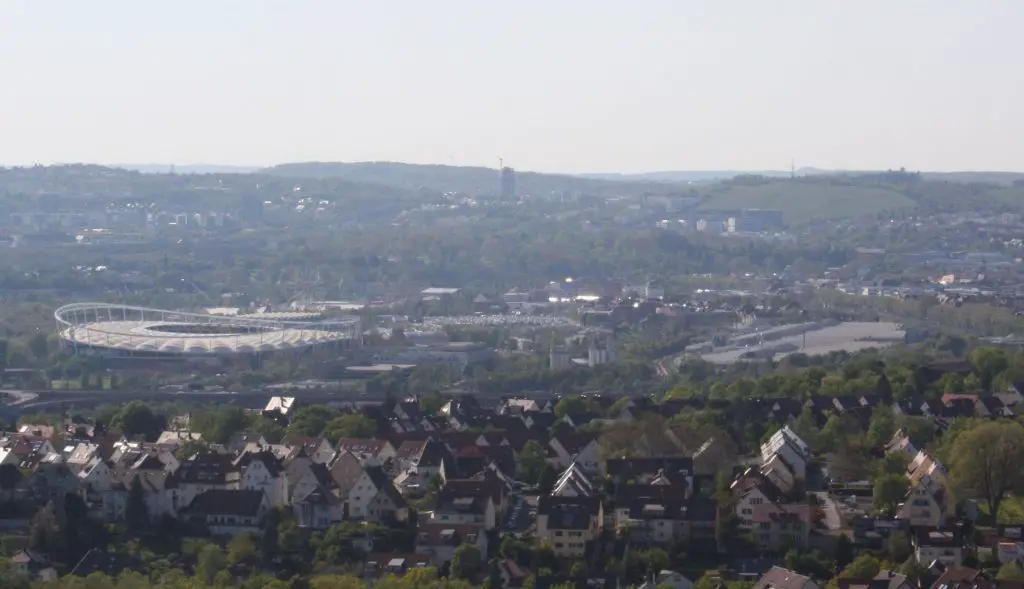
[[970, 347, 1009, 392], [323, 414, 377, 441], [997, 561, 1024, 581], [948, 420, 1024, 518], [450, 544, 483, 581], [829, 435, 873, 482], [876, 373, 894, 404], [537, 464, 557, 495], [714, 471, 739, 552], [839, 554, 881, 579], [554, 396, 594, 419], [287, 405, 336, 437], [28, 332, 49, 363], [516, 441, 548, 485], [873, 474, 909, 514], [125, 476, 149, 531], [228, 532, 257, 565], [866, 405, 896, 449], [834, 534, 854, 568], [889, 530, 912, 563], [899, 556, 927, 583], [112, 401, 166, 441], [196, 544, 227, 585], [261, 508, 282, 565], [28, 502, 60, 556]]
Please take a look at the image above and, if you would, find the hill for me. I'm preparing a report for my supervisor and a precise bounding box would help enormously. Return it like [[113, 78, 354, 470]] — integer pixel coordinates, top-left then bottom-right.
[[697, 178, 916, 223], [262, 161, 681, 197], [112, 164, 261, 175]]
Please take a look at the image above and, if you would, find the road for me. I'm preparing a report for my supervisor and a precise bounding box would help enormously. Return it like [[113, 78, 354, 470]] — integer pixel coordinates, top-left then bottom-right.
[[812, 491, 843, 530], [2, 387, 558, 413]]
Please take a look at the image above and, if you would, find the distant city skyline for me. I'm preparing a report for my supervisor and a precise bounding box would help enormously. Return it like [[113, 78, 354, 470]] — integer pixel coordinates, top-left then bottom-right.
[[3, 1, 1024, 173]]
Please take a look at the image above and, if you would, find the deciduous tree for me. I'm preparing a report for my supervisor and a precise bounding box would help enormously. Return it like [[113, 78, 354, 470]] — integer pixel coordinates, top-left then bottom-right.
[[948, 421, 1024, 518]]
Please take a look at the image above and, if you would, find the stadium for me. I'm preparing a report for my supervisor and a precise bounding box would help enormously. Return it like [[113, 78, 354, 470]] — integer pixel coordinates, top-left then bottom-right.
[[55, 303, 361, 360]]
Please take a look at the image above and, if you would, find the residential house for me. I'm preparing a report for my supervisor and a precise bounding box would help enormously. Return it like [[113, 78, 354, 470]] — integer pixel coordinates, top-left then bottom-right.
[[897, 484, 946, 527], [639, 571, 694, 589], [837, 571, 913, 589], [235, 450, 286, 506], [927, 568, 989, 589], [432, 483, 497, 529], [9, 550, 58, 582], [913, 526, 965, 567], [154, 431, 203, 449], [731, 468, 789, 529], [415, 522, 488, 567], [174, 451, 240, 508], [536, 496, 603, 558], [362, 553, 433, 580], [336, 438, 396, 463], [751, 503, 812, 550], [616, 495, 716, 547], [995, 524, 1024, 563], [263, 396, 297, 423], [499, 398, 542, 415], [285, 450, 343, 528], [549, 435, 599, 473], [498, 559, 529, 588], [347, 464, 408, 523], [605, 457, 694, 490], [282, 436, 336, 464], [227, 433, 269, 454], [851, 516, 910, 550], [752, 567, 819, 589], [411, 439, 452, 480], [182, 489, 269, 535], [552, 462, 595, 497], [761, 426, 810, 481]]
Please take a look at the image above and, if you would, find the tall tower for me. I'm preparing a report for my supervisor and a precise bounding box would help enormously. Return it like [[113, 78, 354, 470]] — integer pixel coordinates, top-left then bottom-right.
[[500, 166, 516, 200]]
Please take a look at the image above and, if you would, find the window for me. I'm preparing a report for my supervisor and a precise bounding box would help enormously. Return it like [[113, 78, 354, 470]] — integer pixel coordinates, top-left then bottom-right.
[[759, 523, 771, 530], [750, 497, 764, 505], [555, 531, 563, 537], [742, 508, 753, 515], [554, 543, 564, 548]]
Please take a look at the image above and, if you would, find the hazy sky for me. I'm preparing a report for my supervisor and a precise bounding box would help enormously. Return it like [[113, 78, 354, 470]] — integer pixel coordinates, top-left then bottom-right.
[[2, 1, 1023, 173]]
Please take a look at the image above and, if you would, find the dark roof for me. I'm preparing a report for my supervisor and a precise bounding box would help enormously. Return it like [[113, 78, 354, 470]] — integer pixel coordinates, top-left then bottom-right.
[[753, 567, 815, 589], [535, 575, 618, 589], [524, 412, 557, 431], [329, 451, 364, 495], [914, 526, 964, 548], [234, 449, 283, 478], [538, 495, 601, 529], [436, 481, 494, 515], [605, 457, 694, 480], [928, 568, 985, 589], [364, 465, 407, 509], [417, 439, 452, 468], [184, 489, 266, 518], [175, 451, 238, 485]]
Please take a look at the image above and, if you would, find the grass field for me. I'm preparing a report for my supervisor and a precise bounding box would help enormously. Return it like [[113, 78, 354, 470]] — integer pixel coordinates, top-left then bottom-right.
[[698, 182, 916, 223], [977, 494, 1024, 523]]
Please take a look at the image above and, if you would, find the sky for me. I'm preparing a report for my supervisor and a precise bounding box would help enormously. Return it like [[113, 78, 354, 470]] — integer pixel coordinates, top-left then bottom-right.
[[2, 1, 1023, 174]]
